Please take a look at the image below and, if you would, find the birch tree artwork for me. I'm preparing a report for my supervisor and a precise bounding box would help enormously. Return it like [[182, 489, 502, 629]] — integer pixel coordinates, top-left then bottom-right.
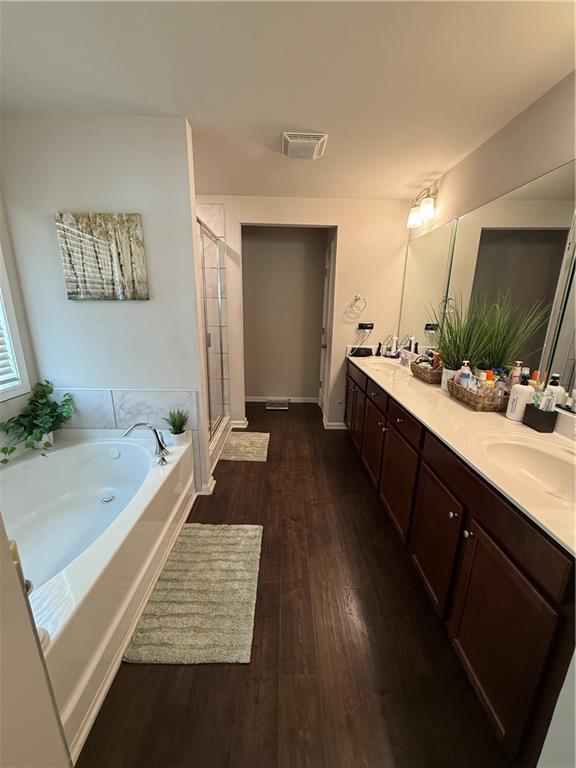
[[54, 212, 149, 300]]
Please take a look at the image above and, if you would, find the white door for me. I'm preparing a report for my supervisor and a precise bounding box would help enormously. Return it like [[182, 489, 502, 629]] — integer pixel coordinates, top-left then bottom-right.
[[318, 239, 334, 412]]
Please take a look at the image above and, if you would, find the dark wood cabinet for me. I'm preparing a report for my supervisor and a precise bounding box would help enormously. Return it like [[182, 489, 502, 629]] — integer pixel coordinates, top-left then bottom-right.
[[409, 464, 464, 617], [379, 426, 419, 542], [344, 376, 355, 432], [345, 358, 574, 767], [449, 520, 559, 757], [361, 396, 386, 485], [351, 386, 366, 452]]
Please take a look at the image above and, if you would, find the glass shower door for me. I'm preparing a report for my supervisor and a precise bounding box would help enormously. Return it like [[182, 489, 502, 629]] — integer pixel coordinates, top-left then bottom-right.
[[199, 220, 228, 439]]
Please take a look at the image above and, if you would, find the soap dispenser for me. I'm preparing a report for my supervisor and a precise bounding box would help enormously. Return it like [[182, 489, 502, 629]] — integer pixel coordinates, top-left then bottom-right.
[[506, 374, 533, 422], [545, 373, 567, 406]]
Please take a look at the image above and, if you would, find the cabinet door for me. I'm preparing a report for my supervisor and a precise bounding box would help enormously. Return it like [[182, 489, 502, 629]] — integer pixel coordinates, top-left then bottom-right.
[[344, 377, 355, 432], [450, 520, 559, 757], [409, 464, 464, 617], [379, 427, 419, 541], [351, 387, 366, 453], [361, 397, 386, 486]]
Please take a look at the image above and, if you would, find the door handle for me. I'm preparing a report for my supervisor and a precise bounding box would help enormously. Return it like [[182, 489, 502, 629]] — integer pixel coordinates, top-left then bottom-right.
[[321, 343, 327, 349]]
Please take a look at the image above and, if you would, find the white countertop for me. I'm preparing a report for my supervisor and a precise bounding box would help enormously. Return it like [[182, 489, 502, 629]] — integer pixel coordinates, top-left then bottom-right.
[[348, 355, 576, 555]]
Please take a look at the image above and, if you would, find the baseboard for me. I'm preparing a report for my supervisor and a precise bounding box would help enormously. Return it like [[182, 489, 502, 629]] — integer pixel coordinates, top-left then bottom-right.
[[323, 418, 347, 430], [230, 418, 248, 429], [69, 484, 197, 763], [209, 415, 231, 470], [245, 396, 318, 404], [198, 476, 216, 495]]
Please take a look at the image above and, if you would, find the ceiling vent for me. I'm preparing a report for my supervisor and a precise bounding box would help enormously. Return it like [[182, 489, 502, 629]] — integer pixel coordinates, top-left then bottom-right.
[[282, 132, 328, 160]]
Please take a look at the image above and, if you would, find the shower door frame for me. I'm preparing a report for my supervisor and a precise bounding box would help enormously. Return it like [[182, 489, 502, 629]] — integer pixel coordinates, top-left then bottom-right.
[[198, 218, 226, 441]]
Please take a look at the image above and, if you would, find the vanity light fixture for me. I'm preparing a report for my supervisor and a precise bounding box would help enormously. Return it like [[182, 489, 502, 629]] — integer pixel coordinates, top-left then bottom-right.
[[406, 187, 436, 228]]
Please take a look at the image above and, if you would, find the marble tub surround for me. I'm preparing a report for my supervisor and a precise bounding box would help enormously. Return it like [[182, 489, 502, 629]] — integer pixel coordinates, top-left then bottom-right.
[[53, 389, 116, 429], [348, 355, 576, 553], [53, 388, 198, 432]]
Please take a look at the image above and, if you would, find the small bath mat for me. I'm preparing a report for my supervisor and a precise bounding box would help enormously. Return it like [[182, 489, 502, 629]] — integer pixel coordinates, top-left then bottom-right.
[[221, 431, 270, 462], [124, 523, 263, 664]]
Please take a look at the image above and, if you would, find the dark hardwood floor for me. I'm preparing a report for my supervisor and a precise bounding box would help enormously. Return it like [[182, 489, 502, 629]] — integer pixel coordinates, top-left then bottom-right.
[[77, 404, 512, 768]]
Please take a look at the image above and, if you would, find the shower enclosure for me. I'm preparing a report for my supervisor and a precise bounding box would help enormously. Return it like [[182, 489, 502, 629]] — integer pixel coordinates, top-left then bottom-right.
[[198, 219, 229, 439]]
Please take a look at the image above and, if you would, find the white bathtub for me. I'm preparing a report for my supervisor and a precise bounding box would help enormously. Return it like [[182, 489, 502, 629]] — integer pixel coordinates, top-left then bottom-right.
[[0, 433, 196, 762]]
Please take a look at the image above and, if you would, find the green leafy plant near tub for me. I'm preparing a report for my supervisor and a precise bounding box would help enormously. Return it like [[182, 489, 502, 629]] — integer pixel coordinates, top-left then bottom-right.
[[0, 380, 74, 463], [163, 409, 189, 435]]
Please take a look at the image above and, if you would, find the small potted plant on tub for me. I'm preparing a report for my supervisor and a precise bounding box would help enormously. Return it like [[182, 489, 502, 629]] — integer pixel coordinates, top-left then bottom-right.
[[163, 409, 189, 447], [0, 380, 74, 463]]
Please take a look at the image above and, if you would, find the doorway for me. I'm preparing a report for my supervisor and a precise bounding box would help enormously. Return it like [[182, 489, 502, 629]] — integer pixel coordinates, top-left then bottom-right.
[[241, 226, 334, 409]]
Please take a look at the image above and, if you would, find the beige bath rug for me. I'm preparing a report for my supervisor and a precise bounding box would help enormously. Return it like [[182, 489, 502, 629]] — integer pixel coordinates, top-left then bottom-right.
[[221, 431, 270, 462], [124, 523, 263, 664]]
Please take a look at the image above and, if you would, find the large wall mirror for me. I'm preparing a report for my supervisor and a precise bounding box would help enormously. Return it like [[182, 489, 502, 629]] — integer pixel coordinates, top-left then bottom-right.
[[398, 219, 456, 346], [448, 161, 575, 374], [398, 160, 575, 389]]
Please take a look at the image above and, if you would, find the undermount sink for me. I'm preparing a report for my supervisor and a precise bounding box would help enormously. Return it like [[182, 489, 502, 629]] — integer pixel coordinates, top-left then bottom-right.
[[481, 435, 575, 503]]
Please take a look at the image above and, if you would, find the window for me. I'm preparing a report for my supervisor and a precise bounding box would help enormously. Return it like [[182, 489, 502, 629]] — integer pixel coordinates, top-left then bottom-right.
[[0, 241, 29, 402]]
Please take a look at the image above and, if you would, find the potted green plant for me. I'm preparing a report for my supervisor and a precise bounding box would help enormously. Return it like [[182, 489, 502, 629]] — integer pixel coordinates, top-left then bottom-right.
[[476, 295, 550, 372], [429, 297, 489, 391], [0, 380, 75, 463], [163, 408, 189, 446]]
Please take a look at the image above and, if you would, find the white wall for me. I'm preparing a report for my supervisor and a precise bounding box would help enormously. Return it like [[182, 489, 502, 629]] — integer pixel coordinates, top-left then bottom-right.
[[1, 115, 200, 391], [197, 195, 410, 426], [1, 115, 212, 489], [242, 226, 326, 401], [420, 72, 575, 232]]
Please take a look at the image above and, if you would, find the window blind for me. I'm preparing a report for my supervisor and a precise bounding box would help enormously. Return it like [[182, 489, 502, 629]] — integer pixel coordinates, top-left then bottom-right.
[[0, 292, 20, 391]]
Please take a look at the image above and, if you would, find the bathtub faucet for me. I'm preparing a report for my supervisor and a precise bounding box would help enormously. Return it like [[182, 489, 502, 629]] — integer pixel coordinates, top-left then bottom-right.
[[122, 423, 170, 466]]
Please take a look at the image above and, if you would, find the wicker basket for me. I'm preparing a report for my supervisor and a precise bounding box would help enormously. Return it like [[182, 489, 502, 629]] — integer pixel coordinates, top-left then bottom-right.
[[410, 361, 443, 386], [447, 379, 509, 412]]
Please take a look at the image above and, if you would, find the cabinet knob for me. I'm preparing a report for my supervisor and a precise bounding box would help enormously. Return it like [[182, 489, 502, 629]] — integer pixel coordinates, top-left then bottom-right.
[[448, 510, 458, 519], [463, 529, 474, 539], [396, 417, 404, 424], [371, 391, 377, 397]]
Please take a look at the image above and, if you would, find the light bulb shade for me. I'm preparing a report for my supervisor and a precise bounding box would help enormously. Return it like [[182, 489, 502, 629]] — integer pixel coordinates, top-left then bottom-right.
[[419, 194, 435, 222], [406, 204, 422, 228]]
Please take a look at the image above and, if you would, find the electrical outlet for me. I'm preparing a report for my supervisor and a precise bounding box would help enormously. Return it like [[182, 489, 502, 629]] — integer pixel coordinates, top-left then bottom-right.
[[358, 322, 374, 330]]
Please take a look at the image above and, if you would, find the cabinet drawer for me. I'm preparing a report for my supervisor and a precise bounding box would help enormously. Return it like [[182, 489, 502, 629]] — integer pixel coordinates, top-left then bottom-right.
[[348, 361, 367, 391], [366, 380, 388, 415], [388, 400, 422, 451], [423, 432, 573, 605]]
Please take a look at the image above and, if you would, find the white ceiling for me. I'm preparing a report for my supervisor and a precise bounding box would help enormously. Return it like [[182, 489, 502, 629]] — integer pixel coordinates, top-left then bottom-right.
[[1, 2, 574, 199]]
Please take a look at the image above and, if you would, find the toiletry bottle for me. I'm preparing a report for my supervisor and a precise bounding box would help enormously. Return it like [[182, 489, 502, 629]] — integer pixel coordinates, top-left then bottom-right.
[[528, 370, 540, 388], [510, 361, 523, 386], [484, 370, 495, 388], [460, 360, 472, 390], [506, 374, 533, 422], [546, 374, 566, 406]]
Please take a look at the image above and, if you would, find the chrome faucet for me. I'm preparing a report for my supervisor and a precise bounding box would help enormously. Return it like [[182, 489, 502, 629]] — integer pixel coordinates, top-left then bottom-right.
[[122, 423, 170, 465]]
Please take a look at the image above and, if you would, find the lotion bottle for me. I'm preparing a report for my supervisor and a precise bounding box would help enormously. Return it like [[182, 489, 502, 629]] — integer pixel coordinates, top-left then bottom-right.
[[506, 374, 533, 422], [546, 374, 566, 406]]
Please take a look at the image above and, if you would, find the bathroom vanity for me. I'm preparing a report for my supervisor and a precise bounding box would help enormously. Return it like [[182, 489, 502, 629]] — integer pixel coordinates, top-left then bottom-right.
[[345, 356, 575, 768]]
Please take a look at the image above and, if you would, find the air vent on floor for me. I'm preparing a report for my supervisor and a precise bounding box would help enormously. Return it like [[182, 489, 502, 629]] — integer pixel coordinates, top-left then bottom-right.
[[265, 399, 290, 411], [281, 132, 328, 160]]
